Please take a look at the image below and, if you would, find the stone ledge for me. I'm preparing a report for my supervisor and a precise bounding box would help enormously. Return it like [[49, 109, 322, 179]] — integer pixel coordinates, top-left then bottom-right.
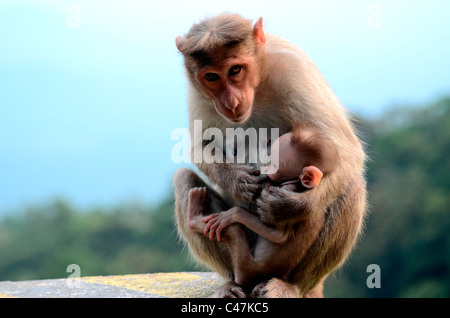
[[0, 272, 224, 298]]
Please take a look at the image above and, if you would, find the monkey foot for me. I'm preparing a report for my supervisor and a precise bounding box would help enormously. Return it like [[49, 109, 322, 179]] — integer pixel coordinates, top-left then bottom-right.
[[187, 187, 211, 233], [250, 278, 299, 298], [213, 281, 247, 298]]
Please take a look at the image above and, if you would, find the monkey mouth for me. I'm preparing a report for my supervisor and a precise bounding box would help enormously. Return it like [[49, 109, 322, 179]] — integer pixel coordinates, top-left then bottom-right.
[[230, 107, 252, 123], [231, 115, 248, 124], [231, 117, 245, 123]]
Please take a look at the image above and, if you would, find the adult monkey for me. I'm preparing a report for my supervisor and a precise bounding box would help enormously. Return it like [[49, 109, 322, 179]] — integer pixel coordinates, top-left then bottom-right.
[[173, 13, 367, 298]]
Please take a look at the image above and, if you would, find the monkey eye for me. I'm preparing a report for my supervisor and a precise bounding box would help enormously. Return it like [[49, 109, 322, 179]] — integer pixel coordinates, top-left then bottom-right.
[[204, 73, 220, 82], [229, 65, 242, 76]]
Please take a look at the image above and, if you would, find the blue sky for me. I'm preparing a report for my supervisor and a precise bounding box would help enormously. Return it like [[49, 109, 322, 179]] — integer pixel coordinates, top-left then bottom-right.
[[0, 0, 449, 214]]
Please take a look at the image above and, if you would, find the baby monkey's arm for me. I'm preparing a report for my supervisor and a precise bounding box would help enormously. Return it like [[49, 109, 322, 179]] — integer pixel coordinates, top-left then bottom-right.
[[203, 206, 288, 244]]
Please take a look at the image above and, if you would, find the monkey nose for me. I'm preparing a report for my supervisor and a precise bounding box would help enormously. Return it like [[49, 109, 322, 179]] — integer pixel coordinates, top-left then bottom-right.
[[225, 102, 239, 111]]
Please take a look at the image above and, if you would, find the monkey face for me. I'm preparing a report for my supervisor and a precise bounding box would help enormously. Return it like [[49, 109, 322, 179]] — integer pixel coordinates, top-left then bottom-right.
[[195, 56, 259, 124], [176, 16, 266, 124]]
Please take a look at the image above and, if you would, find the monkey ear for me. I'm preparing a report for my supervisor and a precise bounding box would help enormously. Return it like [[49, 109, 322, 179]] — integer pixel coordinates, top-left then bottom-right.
[[253, 17, 266, 46], [176, 36, 186, 53], [300, 166, 323, 189]]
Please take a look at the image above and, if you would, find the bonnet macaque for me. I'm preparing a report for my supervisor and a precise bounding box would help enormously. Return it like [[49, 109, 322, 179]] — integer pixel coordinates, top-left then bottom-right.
[[173, 14, 367, 297], [188, 124, 338, 289]]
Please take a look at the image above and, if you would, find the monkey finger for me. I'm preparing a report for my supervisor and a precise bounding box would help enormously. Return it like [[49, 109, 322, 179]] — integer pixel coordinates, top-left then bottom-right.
[[248, 174, 266, 184], [255, 198, 270, 215], [205, 222, 215, 240], [209, 222, 220, 240], [251, 180, 264, 188], [247, 183, 263, 196], [257, 176, 269, 184], [202, 214, 218, 223], [204, 220, 214, 235], [216, 228, 222, 242], [259, 192, 267, 201], [217, 223, 229, 242]]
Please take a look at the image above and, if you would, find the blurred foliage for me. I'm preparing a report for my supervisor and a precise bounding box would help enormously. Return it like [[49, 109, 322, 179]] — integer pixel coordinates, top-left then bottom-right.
[[0, 199, 200, 281], [0, 97, 449, 297]]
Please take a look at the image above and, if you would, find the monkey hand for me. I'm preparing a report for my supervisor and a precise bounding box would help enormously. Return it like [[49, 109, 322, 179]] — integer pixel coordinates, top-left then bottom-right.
[[256, 186, 296, 224], [226, 164, 265, 203], [202, 211, 236, 242]]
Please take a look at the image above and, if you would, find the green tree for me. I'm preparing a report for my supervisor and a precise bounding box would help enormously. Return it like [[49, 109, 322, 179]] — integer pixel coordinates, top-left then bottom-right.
[[0, 199, 197, 281]]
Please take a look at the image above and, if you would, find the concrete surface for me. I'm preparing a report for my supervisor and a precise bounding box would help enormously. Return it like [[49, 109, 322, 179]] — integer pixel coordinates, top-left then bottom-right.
[[0, 272, 224, 298]]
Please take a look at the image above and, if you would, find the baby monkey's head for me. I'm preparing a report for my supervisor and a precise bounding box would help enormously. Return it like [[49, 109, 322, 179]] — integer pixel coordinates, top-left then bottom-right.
[[266, 125, 338, 188]]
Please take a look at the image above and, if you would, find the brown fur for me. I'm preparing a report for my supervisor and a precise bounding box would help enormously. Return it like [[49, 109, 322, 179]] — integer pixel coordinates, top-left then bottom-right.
[[180, 13, 254, 57], [290, 124, 339, 171], [173, 14, 367, 298]]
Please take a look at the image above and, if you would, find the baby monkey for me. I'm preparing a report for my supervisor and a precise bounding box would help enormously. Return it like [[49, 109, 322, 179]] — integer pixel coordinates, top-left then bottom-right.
[[187, 124, 339, 291]]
